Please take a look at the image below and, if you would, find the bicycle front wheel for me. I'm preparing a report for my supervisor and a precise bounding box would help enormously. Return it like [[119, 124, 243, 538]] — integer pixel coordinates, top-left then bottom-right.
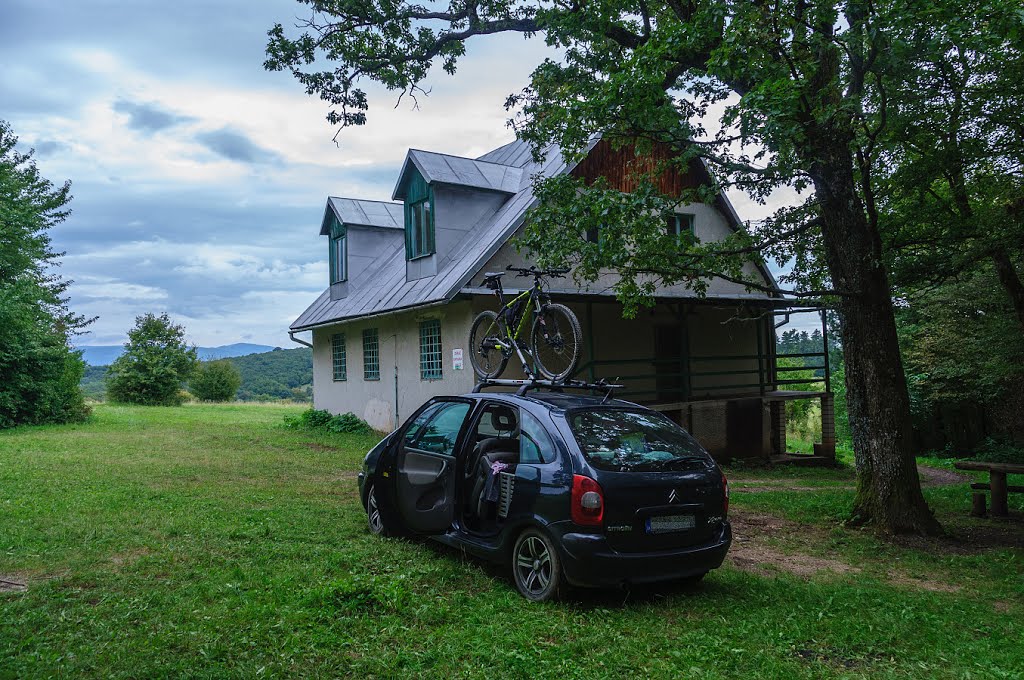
[[468, 310, 508, 379], [530, 303, 582, 382]]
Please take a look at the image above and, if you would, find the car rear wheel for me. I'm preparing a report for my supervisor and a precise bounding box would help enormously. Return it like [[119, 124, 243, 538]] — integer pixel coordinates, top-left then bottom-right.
[[680, 571, 707, 587], [512, 528, 562, 602]]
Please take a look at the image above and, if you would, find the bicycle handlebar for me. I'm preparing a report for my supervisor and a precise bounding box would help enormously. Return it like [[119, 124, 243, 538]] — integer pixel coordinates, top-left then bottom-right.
[[505, 264, 570, 279]]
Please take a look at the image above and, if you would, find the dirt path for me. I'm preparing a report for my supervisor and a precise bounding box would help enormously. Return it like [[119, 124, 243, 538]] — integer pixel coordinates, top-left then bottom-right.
[[0, 575, 28, 593], [732, 464, 968, 494]]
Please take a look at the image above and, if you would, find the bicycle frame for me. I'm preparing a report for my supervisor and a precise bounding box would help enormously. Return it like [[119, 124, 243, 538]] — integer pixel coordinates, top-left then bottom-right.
[[485, 277, 548, 377]]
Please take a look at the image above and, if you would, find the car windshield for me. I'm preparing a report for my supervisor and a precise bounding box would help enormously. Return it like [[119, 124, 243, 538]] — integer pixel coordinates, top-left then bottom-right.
[[568, 408, 710, 472]]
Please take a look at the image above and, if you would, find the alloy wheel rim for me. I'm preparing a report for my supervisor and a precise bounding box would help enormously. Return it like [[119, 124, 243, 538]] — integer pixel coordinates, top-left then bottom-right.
[[515, 536, 551, 594], [368, 488, 383, 533]]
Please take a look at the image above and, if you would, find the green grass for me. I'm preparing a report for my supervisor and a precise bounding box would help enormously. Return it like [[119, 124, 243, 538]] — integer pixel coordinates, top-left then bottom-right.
[[2, 404, 1022, 678]]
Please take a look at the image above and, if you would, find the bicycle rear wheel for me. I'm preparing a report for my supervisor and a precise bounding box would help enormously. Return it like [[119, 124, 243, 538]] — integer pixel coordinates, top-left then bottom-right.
[[468, 310, 508, 379], [530, 303, 582, 382]]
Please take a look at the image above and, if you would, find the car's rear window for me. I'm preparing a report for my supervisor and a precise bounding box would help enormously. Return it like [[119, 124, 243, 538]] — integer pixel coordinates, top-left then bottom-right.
[[568, 408, 710, 472]]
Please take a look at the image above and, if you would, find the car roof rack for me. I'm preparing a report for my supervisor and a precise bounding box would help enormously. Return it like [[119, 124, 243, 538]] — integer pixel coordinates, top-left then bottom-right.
[[472, 377, 625, 402]]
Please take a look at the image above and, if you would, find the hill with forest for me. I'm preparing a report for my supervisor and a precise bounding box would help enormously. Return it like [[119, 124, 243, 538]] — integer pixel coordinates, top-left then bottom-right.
[[80, 347, 313, 402]]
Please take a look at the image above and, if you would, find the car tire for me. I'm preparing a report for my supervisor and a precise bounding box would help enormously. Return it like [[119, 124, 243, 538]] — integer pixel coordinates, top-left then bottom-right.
[[366, 484, 391, 537], [511, 528, 563, 602]]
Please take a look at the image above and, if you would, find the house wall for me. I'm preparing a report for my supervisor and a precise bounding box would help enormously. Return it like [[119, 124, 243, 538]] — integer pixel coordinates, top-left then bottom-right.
[[476, 206, 770, 297], [312, 300, 478, 432]]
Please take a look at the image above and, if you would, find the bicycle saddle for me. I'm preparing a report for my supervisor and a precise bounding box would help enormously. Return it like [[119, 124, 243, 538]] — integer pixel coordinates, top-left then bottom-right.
[[482, 272, 505, 280]]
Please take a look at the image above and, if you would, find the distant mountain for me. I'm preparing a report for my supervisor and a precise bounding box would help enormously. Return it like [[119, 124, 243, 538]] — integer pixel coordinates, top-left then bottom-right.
[[77, 342, 277, 366]]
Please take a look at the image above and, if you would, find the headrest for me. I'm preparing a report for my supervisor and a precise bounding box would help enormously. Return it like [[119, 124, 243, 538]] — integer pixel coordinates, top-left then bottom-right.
[[490, 408, 517, 432]]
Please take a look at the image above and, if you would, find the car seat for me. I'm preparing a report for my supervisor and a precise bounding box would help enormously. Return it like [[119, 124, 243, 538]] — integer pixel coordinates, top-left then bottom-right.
[[468, 408, 520, 521]]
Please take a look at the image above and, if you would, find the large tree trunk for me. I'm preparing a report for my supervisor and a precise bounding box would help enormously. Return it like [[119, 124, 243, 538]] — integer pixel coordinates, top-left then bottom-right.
[[991, 248, 1024, 332], [810, 132, 942, 536]]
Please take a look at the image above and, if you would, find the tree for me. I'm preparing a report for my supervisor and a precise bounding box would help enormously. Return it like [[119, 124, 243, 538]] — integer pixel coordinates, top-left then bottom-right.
[[189, 360, 242, 402], [878, 2, 1024, 331], [0, 120, 90, 428], [265, 0, 1012, 534], [106, 313, 198, 406]]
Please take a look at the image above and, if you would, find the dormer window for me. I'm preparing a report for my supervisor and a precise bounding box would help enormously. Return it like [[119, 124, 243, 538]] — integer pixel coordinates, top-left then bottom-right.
[[330, 228, 347, 283], [402, 165, 435, 260], [406, 197, 433, 259]]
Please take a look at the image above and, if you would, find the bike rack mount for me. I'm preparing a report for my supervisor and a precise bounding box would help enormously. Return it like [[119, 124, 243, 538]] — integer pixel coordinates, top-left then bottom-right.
[[472, 377, 624, 401]]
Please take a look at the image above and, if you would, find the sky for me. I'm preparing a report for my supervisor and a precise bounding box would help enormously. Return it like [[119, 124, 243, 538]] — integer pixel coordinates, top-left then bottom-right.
[[1, 0, 810, 348]]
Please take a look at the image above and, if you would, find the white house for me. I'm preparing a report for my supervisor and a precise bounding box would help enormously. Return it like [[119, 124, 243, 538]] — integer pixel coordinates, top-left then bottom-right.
[[290, 137, 835, 462]]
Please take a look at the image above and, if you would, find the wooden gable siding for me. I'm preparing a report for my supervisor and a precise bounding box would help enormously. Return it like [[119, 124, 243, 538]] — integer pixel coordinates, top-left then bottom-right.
[[570, 139, 702, 196]]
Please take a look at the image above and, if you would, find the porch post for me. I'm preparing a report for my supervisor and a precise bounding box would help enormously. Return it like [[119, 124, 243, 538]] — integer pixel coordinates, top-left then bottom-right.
[[770, 401, 787, 455], [818, 392, 837, 460]]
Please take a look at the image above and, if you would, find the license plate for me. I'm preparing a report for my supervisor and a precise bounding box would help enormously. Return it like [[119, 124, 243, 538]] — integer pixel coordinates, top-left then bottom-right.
[[646, 515, 696, 534]]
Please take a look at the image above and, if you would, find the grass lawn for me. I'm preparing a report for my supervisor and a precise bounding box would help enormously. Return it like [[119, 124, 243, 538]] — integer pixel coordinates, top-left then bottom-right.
[[1, 404, 1022, 678]]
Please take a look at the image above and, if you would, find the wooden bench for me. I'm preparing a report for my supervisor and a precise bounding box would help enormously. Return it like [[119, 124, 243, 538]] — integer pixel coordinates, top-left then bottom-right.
[[954, 461, 1024, 517]]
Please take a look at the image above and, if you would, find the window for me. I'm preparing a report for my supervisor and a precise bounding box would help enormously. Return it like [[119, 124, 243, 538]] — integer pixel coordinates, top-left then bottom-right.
[[331, 333, 347, 381], [330, 231, 347, 283], [419, 319, 442, 380], [406, 199, 433, 259], [520, 411, 558, 464], [403, 401, 470, 456], [665, 213, 695, 242], [585, 225, 600, 244], [472, 403, 519, 441], [568, 408, 710, 472], [362, 328, 380, 381]]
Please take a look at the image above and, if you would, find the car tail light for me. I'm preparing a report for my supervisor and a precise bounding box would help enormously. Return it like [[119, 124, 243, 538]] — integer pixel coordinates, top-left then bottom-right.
[[722, 471, 729, 516], [571, 474, 604, 526]]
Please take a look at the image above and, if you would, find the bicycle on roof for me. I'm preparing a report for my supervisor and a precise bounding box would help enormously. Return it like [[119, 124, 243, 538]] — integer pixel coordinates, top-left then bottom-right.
[[469, 265, 582, 382]]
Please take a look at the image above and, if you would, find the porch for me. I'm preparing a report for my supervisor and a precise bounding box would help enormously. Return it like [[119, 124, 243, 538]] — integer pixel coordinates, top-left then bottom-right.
[[565, 297, 835, 464]]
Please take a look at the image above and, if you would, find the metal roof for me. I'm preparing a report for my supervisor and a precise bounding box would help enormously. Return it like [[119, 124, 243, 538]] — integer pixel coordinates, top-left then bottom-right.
[[292, 137, 781, 332], [391, 149, 523, 200], [320, 198, 404, 235]]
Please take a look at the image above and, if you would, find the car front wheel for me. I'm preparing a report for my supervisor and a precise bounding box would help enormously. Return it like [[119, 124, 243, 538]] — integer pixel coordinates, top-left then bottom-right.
[[366, 484, 388, 536], [512, 528, 563, 602]]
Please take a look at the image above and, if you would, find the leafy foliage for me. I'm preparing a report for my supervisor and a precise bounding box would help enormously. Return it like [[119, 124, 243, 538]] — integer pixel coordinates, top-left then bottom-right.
[[189, 360, 242, 402], [106, 313, 198, 406], [283, 408, 373, 435], [0, 120, 90, 428]]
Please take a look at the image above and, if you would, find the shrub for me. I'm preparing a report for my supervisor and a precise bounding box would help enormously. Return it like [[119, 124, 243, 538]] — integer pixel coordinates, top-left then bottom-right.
[[971, 438, 1024, 465], [190, 360, 242, 402], [283, 408, 372, 435]]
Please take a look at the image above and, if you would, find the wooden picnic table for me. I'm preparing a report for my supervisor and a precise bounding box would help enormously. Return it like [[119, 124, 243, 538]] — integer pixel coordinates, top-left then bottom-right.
[[954, 461, 1024, 517]]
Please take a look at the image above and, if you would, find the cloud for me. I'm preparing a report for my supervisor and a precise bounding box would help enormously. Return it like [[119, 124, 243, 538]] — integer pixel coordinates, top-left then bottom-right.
[[32, 140, 69, 157], [113, 99, 192, 133], [196, 127, 282, 165]]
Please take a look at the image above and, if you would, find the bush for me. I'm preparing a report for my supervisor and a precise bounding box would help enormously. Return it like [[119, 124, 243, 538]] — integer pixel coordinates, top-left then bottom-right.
[[106, 313, 198, 406], [971, 438, 1024, 465], [283, 408, 373, 435], [190, 360, 242, 402]]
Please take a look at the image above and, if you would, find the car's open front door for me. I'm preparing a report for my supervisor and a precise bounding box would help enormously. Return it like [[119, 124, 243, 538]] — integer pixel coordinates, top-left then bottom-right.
[[392, 399, 471, 534]]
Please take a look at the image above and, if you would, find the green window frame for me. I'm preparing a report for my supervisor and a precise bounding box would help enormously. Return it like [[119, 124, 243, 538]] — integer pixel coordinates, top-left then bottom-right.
[[404, 168, 435, 260], [665, 213, 695, 241], [419, 319, 443, 380], [406, 198, 433, 259], [330, 231, 347, 283], [363, 328, 380, 381], [331, 333, 347, 381]]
